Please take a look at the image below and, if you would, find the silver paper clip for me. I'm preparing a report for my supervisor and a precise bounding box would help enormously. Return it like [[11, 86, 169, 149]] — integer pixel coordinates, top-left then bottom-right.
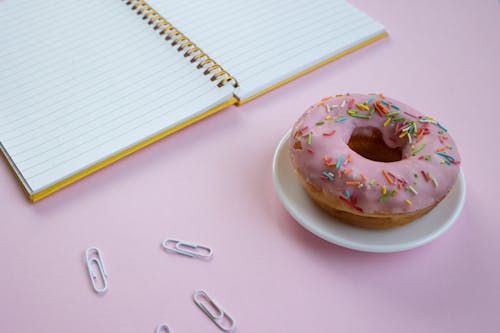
[[156, 323, 171, 333], [193, 290, 236, 332], [162, 239, 213, 259], [85, 247, 108, 294]]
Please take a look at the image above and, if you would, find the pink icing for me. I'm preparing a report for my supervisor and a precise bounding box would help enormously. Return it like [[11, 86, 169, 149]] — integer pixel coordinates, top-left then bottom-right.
[[289, 93, 461, 214]]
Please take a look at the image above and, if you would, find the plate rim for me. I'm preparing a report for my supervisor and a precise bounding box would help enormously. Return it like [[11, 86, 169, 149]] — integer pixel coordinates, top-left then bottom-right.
[[272, 129, 466, 253]]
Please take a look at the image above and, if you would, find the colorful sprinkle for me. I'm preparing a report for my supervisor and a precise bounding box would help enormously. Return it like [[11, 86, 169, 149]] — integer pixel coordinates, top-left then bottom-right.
[[421, 170, 429, 182], [416, 128, 425, 143], [411, 143, 426, 155], [382, 169, 394, 184], [437, 122, 448, 132], [436, 151, 456, 161], [307, 132, 312, 145], [338, 195, 363, 212], [322, 130, 336, 136], [335, 116, 348, 122], [322, 171, 335, 181], [427, 172, 438, 187], [405, 199, 412, 205], [419, 116, 437, 124], [351, 113, 371, 119], [375, 100, 389, 114], [343, 168, 353, 175], [386, 111, 400, 117], [373, 103, 384, 117], [401, 123, 412, 132], [336, 156, 343, 169], [405, 185, 418, 195], [383, 118, 391, 127], [347, 99, 355, 109], [316, 120, 325, 125], [356, 103, 369, 111], [407, 132, 413, 144], [378, 191, 393, 202]]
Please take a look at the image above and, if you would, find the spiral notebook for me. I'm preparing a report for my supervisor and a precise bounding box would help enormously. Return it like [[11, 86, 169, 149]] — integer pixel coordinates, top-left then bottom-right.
[[0, 0, 386, 202]]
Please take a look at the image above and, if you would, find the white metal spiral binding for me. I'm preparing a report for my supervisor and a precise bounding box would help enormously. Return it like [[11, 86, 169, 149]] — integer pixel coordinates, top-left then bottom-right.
[[123, 0, 238, 88]]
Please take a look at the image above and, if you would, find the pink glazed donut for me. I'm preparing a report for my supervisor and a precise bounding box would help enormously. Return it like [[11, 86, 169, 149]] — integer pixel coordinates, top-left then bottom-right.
[[289, 93, 461, 229]]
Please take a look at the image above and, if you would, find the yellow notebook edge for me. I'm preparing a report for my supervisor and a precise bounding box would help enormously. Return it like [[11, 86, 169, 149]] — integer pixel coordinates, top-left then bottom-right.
[[235, 31, 389, 105], [1, 96, 237, 203]]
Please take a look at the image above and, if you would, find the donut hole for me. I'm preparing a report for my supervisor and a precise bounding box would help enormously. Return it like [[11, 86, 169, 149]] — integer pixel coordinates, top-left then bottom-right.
[[347, 126, 403, 162]]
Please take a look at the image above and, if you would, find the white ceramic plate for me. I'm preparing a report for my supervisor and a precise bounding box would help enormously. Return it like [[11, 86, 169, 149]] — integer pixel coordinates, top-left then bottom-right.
[[272, 130, 466, 253]]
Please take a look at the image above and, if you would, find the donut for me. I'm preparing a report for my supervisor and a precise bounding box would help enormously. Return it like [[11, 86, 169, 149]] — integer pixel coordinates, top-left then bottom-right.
[[289, 93, 461, 229]]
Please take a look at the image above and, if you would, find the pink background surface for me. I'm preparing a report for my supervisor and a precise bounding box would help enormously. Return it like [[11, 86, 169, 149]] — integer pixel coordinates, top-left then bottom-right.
[[1, 1, 500, 332]]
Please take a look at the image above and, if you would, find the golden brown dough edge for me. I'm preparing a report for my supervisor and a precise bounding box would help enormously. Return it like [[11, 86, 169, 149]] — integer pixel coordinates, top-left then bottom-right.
[[294, 169, 444, 229]]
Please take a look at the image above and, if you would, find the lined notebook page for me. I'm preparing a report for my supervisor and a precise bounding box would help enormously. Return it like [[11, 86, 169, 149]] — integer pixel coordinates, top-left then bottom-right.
[[147, 0, 385, 100], [0, 0, 233, 194]]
